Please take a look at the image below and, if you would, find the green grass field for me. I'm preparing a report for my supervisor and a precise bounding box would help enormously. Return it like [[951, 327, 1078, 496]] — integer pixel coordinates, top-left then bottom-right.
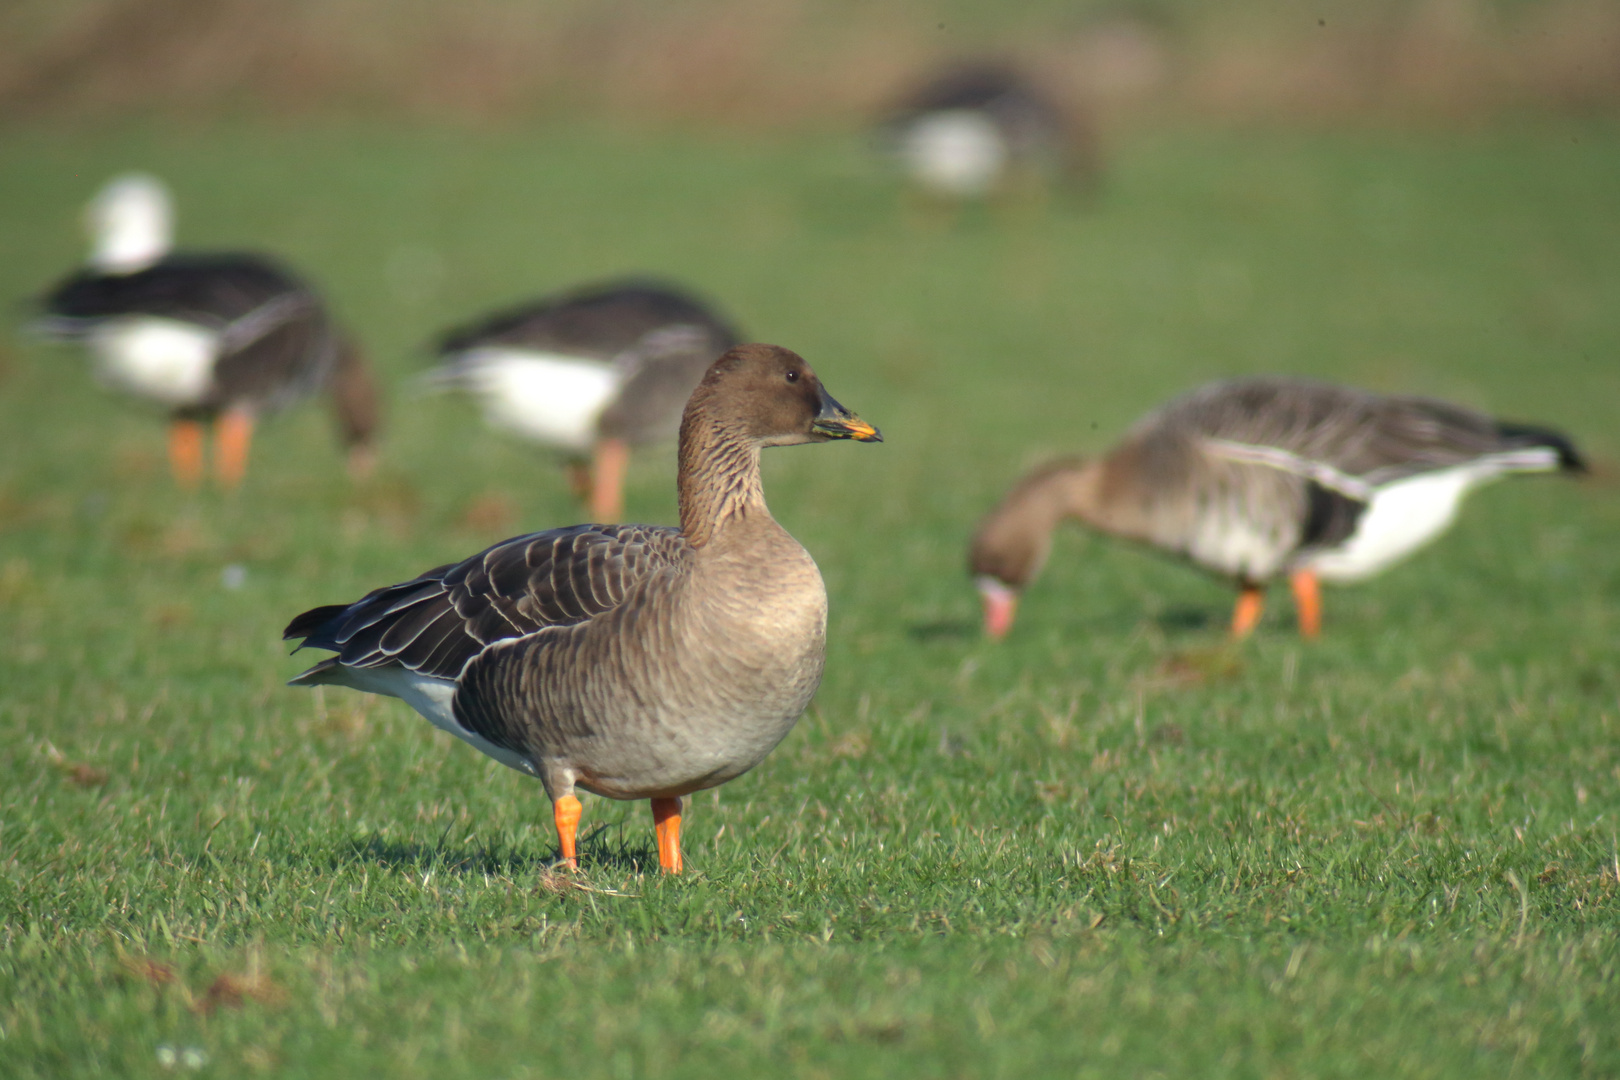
[[2, 119, 1619, 1078]]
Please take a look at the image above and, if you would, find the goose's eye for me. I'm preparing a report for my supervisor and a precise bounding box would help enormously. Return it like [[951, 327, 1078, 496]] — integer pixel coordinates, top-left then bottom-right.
[[785, 370, 799, 383]]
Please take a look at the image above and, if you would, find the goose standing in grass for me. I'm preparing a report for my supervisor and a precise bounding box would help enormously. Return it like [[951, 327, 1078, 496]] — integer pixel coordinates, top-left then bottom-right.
[[286, 345, 881, 874], [35, 174, 380, 489], [970, 377, 1584, 640], [879, 63, 1097, 202], [427, 280, 740, 522]]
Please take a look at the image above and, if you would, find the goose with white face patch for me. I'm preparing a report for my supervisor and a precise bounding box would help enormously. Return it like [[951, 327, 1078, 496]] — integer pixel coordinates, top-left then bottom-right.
[[34, 174, 381, 489], [427, 280, 741, 523], [969, 377, 1585, 640], [286, 344, 882, 874]]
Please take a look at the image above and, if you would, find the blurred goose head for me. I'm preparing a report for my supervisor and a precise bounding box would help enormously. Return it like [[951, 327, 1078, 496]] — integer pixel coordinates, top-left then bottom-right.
[[968, 457, 1090, 639]]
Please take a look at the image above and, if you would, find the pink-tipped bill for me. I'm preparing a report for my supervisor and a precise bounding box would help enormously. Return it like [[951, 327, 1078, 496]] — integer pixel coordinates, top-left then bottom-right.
[[976, 576, 1019, 640]]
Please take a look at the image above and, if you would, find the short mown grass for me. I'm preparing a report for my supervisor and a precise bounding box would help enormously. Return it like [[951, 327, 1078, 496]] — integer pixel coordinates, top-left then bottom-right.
[[2, 119, 1618, 1078]]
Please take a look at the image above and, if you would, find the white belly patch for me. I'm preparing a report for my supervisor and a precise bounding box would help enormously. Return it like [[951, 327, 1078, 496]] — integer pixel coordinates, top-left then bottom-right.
[[901, 111, 1009, 197], [448, 348, 622, 453], [326, 663, 539, 778], [89, 317, 219, 407], [1304, 465, 1483, 582]]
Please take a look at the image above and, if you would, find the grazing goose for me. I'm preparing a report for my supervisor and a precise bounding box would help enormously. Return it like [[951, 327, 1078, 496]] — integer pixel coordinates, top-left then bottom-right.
[[428, 280, 741, 522], [970, 377, 1584, 640], [879, 63, 1096, 200], [286, 344, 881, 873], [35, 174, 380, 488]]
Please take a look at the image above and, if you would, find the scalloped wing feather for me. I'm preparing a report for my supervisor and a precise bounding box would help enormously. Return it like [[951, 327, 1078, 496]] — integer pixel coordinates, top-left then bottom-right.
[[284, 524, 689, 683]]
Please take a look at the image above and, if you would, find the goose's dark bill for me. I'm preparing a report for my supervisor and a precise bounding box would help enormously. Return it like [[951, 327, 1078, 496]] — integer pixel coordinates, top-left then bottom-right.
[[810, 385, 883, 442]]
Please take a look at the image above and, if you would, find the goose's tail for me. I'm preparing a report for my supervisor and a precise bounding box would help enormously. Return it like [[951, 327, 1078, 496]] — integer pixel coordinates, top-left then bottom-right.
[[1496, 421, 1587, 474]]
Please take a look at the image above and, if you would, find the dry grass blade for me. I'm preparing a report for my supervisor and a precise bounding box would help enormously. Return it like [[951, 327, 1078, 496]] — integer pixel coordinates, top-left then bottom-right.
[[535, 866, 638, 898], [43, 741, 109, 787], [118, 954, 178, 987]]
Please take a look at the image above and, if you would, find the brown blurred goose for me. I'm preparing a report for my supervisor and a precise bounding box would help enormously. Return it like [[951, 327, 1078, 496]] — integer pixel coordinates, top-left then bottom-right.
[[427, 280, 740, 522], [286, 345, 881, 873], [970, 377, 1584, 640], [35, 174, 380, 489]]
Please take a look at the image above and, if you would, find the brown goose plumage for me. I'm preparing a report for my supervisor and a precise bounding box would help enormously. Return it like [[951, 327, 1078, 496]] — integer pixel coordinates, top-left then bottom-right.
[[970, 377, 1583, 639], [285, 344, 881, 873]]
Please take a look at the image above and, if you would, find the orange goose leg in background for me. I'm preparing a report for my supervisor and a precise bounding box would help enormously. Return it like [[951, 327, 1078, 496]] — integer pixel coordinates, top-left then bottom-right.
[[167, 419, 206, 490], [553, 794, 583, 869], [652, 796, 683, 874], [566, 461, 592, 503], [1291, 569, 1322, 639], [214, 408, 256, 490], [590, 438, 631, 523], [1231, 585, 1265, 638]]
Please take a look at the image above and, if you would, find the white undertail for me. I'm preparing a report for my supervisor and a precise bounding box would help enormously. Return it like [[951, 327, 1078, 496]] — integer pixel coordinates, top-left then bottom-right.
[[294, 662, 539, 777], [1305, 449, 1560, 582], [90, 317, 219, 406], [431, 348, 622, 453], [900, 111, 1008, 197]]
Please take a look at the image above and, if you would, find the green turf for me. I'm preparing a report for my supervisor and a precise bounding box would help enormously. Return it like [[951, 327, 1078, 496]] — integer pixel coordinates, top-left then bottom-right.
[[2, 119, 1618, 1078]]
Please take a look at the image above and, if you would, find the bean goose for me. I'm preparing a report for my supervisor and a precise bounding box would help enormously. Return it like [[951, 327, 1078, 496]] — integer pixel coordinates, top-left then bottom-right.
[[285, 344, 881, 873], [35, 174, 380, 489], [970, 377, 1584, 639], [428, 280, 741, 522], [878, 63, 1097, 200]]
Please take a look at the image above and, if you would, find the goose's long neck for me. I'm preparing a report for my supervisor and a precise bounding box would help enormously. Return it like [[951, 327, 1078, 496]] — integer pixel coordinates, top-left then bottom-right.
[[677, 411, 765, 548], [1014, 462, 1108, 532]]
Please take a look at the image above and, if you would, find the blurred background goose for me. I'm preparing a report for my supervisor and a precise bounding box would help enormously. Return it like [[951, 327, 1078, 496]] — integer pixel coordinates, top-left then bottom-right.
[[35, 173, 381, 489], [970, 377, 1585, 640], [878, 61, 1097, 202], [285, 344, 881, 874], [426, 279, 741, 522]]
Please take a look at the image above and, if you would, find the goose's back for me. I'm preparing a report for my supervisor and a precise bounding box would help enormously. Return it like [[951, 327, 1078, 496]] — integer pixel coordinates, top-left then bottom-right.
[[437, 282, 738, 360], [1145, 378, 1510, 481]]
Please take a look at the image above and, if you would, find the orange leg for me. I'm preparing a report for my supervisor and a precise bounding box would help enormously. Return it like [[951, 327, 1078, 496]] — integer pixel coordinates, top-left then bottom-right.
[[553, 794, 583, 869], [345, 444, 377, 481], [652, 796, 683, 874], [589, 438, 630, 523], [1231, 585, 1265, 639], [214, 408, 255, 491], [1290, 569, 1322, 640], [167, 420, 206, 490]]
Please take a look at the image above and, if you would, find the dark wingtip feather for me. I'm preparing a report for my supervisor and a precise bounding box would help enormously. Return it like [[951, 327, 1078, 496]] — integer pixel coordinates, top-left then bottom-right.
[[1497, 421, 1588, 474], [283, 603, 353, 643]]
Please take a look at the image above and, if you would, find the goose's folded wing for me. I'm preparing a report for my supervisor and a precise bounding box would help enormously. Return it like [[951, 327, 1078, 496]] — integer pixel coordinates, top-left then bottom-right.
[[39, 254, 308, 333], [435, 281, 738, 357], [1182, 380, 1530, 485], [284, 523, 690, 681]]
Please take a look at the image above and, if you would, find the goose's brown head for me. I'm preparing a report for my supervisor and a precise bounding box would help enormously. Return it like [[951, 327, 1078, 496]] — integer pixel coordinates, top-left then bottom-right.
[[688, 343, 882, 446], [967, 457, 1086, 640]]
